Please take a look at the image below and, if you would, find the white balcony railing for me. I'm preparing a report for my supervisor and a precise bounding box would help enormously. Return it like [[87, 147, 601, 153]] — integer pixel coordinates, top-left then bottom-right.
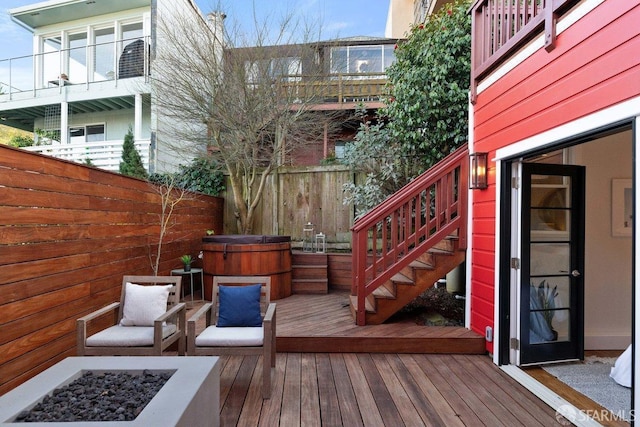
[[23, 139, 151, 172]]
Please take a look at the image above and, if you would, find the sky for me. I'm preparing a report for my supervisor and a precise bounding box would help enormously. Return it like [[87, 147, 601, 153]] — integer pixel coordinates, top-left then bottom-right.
[[0, 0, 390, 60]]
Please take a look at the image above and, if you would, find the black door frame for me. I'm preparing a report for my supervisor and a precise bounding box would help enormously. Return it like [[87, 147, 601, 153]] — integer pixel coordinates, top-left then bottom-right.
[[519, 162, 585, 365], [497, 121, 635, 366]]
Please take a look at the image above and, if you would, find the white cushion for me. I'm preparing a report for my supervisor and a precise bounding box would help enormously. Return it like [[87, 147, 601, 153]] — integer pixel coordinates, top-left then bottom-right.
[[120, 282, 171, 326], [86, 324, 177, 347], [195, 326, 263, 347]]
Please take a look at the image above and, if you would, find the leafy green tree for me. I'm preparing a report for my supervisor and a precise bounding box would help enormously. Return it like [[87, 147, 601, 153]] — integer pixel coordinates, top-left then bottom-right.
[[119, 127, 148, 179], [343, 0, 471, 215], [385, 0, 471, 167]]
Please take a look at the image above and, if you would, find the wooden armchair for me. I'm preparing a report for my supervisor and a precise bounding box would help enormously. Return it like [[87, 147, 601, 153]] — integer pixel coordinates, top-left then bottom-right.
[[187, 276, 276, 398], [77, 275, 186, 356]]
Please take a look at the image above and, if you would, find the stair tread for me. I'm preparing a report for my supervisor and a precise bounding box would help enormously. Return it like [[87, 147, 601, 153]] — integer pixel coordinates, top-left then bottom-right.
[[391, 273, 414, 284], [428, 248, 454, 255], [408, 260, 433, 269], [372, 286, 394, 299]]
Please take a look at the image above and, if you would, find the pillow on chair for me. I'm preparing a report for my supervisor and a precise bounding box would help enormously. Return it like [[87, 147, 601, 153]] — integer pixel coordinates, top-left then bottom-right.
[[217, 284, 262, 327], [120, 282, 171, 326]]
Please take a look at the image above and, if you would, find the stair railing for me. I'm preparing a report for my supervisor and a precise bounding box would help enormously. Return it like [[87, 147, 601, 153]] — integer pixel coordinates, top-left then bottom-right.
[[351, 144, 469, 325]]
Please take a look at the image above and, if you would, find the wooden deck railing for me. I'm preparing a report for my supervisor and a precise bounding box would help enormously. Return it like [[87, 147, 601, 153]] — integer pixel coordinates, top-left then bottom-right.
[[470, 0, 577, 102], [351, 144, 469, 326], [278, 73, 387, 104]]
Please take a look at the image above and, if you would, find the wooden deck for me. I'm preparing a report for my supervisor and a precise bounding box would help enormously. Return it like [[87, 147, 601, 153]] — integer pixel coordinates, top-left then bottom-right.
[[216, 353, 565, 426], [183, 292, 568, 425], [273, 291, 486, 354]]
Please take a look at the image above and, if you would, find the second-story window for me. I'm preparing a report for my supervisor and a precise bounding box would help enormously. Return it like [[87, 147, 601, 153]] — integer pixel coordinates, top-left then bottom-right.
[[329, 45, 396, 76]]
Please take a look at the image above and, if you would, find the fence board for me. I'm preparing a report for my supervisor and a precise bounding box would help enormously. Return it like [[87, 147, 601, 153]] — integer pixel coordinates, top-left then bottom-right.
[[0, 145, 223, 394], [221, 165, 355, 244]]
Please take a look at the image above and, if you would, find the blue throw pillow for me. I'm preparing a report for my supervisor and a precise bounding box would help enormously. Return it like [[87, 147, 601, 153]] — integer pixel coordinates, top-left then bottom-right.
[[217, 284, 263, 327]]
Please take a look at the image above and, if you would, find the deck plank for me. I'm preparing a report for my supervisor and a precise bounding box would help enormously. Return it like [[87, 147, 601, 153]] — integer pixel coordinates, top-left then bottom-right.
[[342, 354, 385, 426], [280, 353, 302, 426], [300, 354, 322, 427], [384, 353, 448, 427], [371, 353, 425, 426], [356, 353, 405, 426], [462, 355, 552, 425], [256, 355, 286, 427], [413, 354, 486, 426], [315, 354, 341, 427], [398, 354, 464, 427], [329, 354, 364, 427], [220, 355, 257, 426]]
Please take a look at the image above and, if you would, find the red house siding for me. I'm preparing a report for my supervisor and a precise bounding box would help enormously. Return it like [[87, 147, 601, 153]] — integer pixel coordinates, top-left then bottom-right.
[[470, 0, 640, 352]]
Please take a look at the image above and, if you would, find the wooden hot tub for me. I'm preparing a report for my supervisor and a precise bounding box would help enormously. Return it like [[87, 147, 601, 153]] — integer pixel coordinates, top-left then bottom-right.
[[201, 235, 292, 300]]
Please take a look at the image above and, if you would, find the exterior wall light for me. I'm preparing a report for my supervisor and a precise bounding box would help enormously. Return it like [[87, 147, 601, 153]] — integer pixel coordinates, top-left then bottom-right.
[[469, 152, 488, 190]]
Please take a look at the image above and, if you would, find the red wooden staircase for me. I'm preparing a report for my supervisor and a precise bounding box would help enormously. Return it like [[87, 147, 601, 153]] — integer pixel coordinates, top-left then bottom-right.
[[350, 144, 469, 325]]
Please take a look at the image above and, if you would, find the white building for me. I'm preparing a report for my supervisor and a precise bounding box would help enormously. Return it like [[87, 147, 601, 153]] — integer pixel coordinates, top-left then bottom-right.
[[0, 0, 222, 173]]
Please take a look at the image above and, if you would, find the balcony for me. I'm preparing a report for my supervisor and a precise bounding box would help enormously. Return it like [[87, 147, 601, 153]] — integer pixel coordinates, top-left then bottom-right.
[[23, 138, 151, 172], [0, 36, 150, 108], [470, 0, 578, 102], [278, 72, 388, 109]]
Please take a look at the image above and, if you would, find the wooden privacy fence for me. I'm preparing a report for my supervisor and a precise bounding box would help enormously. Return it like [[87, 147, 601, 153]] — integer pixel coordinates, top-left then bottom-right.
[[0, 145, 223, 395], [221, 165, 356, 246]]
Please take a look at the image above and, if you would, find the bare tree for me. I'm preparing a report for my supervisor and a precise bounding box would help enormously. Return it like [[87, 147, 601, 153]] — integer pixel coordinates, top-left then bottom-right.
[[153, 3, 343, 234], [149, 176, 190, 275]]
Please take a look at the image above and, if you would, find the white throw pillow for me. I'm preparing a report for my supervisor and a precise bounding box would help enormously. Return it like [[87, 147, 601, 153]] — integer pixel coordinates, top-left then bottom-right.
[[120, 282, 171, 326]]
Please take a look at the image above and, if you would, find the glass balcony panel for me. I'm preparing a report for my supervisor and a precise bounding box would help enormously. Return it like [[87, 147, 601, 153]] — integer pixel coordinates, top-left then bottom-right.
[[69, 32, 87, 83], [94, 28, 115, 81]]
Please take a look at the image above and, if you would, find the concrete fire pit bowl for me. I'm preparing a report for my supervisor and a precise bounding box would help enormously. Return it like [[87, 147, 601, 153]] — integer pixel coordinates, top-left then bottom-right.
[[0, 356, 220, 427]]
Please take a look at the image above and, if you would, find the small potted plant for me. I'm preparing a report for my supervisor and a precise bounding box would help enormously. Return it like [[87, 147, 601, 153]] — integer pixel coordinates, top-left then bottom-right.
[[179, 254, 193, 272]]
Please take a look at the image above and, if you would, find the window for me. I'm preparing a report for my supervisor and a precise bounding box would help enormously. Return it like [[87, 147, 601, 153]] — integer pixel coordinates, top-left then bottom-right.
[[334, 141, 347, 159], [271, 57, 301, 80], [330, 47, 348, 74], [121, 22, 143, 43], [69, 124, 105, 143], [330, 45, 396, 75]]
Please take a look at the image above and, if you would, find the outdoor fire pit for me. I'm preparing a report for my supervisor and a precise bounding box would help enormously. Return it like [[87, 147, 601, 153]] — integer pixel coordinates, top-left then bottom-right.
[[0, 357, 220, 427]]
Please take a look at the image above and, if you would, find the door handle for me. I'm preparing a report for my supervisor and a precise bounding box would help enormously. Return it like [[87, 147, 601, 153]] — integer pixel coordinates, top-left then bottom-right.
[[571, 270, 581, 277]]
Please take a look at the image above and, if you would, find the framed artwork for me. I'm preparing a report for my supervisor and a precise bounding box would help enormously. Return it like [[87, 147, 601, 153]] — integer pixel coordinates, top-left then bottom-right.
[[612, 179, 632, 237]]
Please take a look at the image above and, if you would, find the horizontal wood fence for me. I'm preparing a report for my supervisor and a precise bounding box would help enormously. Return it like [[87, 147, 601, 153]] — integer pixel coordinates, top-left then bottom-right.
[[222, 165, 356, 247], [0, 145, 223, 395]]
